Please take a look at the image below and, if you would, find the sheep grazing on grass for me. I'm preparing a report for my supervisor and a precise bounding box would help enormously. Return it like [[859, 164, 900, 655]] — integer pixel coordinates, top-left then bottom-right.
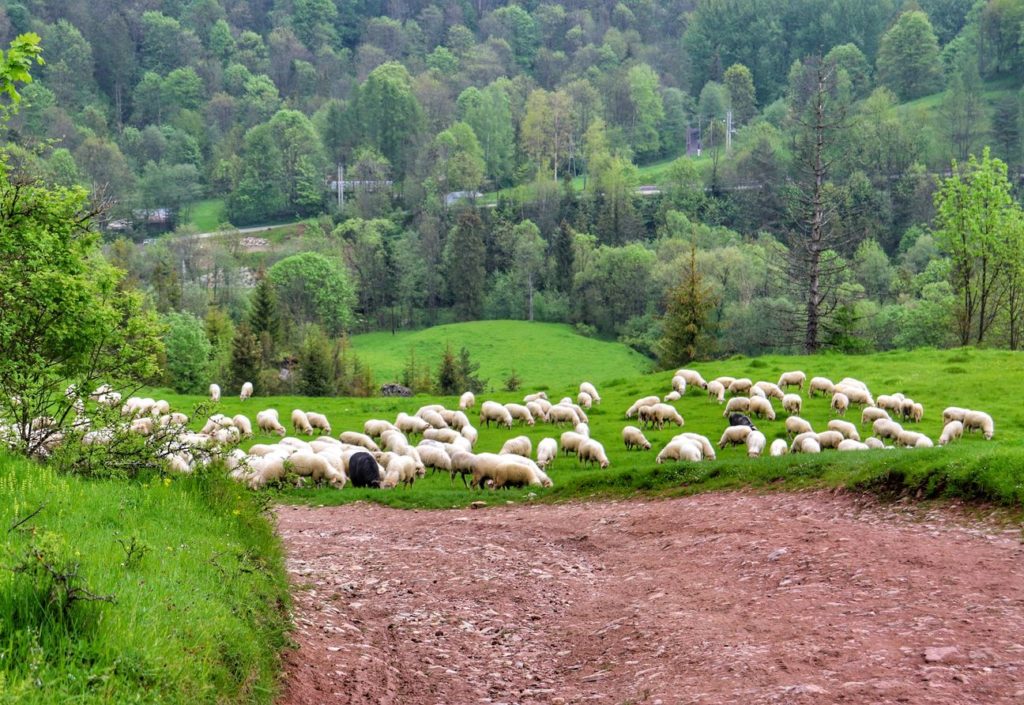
[[257, 409, 287, 436], [864, 437, 886, 450], [363, 419, 397, 438], [896, 430, 931, 448], [680, 433, 716, 460], [777, 371, 806, 391], [746, 430, 767, 458], [461, 425, 478, 446], [827, 419, 859, 441], [479, 401, 513, 429], [671, 375, 687, 395], [622, 397, 663, 418], [675, 369, 707, 389], [963, 410, 994, 439], [523, 391, 548, 403], [340, 431, 381, 453], [560, 431, 587, 456], [728, 378, 753, 395], [942, 407, 969, 425], [748, 396, 776, 421], [423, 428, 461, 444], [347, 451, 383, 488], [816, 430, 844, 449], [306, 412, 332, 435], [381, 455, 419, 489], [769, 439, 788, 457], [577, 439, 610, 468], [647, 403, 684, 430], [240, 382, 253, 401], [416, 408, 448, 429], [706, 381, 726, 404], [287, 451, 346, 489], [448, 450, 475, 487], [656, 438, 702, 463], [782, 394, 802, 415], [291, 409, 314, 435], [909, 403, 924, 423], [838, 439, 869, 452], [939, 421, 963, 446], [861, 407, 890, 425], [808, 377, 834, 397], [830, 392, 849, 416], [877, 395, 902, 413], [872, 418, 903, 442], [791, 433, 821, 454], [749, 386, 766, 398], [209, 384, 221, 402], [723, 397, 750, 415], [416, 443, 452, 474], [663, 391, 682, 402], [577, 392, 593, 409], [459, 391, 476, 410], [833, 384, 873, 407], [785, 416, 813, 437], [545, 404, 579, 425], [579, 382, 601, 404], [246, 454, 288, 490], [622, 425, 651, 451], [536, 438, 558, 470], [504, 403, 536, 426], [755, 381, 785, 400], [713, 376, 735, 389], [395, 412, 430, 435], [718, 425, 752, 449], [232, 415, 253, 437], [500, 435, 533, 457]]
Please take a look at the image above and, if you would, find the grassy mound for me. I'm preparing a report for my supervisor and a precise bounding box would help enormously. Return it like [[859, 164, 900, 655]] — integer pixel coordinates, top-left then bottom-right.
[[0, 454, 290, 704], [350, 320, 654, 388]]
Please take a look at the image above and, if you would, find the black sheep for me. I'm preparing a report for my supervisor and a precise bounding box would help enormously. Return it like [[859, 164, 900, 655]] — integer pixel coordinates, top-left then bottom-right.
[[348, 451, 381, 488], [728, 413, 758, 431]]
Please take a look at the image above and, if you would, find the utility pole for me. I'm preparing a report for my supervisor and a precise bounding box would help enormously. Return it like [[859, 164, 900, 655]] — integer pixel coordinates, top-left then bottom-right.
[[726, 110, 733, 154], [337, 164, 344, 210]]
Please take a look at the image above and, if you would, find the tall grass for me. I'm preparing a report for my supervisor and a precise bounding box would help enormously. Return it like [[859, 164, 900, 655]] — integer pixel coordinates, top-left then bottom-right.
[[0, 454, 290, 704]]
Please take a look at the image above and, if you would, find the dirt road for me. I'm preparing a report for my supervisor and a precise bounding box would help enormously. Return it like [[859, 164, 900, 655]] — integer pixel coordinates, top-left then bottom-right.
[[276, 491, 1024, 704]]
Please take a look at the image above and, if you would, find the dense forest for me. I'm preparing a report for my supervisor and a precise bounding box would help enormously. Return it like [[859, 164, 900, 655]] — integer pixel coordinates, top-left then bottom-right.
[[2, 0, 1024, 393]]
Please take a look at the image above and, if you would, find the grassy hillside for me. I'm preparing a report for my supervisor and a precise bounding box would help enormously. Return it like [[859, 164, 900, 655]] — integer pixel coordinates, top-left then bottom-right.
[[0, 455, 291, 704], [350, 320, 654, 389], [156, 346, 1023, 510]]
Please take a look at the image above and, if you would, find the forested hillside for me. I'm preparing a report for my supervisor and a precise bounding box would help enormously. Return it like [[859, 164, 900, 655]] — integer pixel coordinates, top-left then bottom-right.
[[3, 0, 1024, 395]]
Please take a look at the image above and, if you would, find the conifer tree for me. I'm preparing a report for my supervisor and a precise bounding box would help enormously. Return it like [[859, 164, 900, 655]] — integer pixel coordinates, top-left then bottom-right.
[[656, 244, 715, 367], [229, 323, 261, 393]]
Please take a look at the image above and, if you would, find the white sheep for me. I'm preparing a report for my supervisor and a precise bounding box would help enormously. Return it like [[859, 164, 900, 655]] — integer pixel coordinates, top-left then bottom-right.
[[816, 430, 843, 449], [560, 431, 588, 456], [872, 418, 903, 441], [827, 419, 859, 441], [718, 425, 752, 448], [656, 438, 702, 463], [626, 395, 661, 418], [536, 438, 558, 470], [423, 427, 461, 444], [648, 403, 684, 430], [785, 416, 813, 437], [909, 403, 924, 423], [864, 437, 886, 450], [459, 391, 476, 410], [896, 429, 930, 448], [256, 409, 286, 436], [769, 439, 788, 457], [963, 410, 994, 439], [723, 396, 750, 415], [748, 396, 775, 420], [755, 381, 785, 400], [526, 401, 548, 422], [381, 455, 419, 488], [577, 391, 593, 409], [942, 406, 969, 425], [523, 391, 548, 403], [938, 420, 963, 446], [504, 403, 536, 426], [830, 392, 849, 416], [837, 439, 869, 452], [782, 393, 802, 415], [746, 430, 767, 458], [749, 385, 766, 398], [291, 409, 314, 435], [680, 433, 716, 460], [363, 419, 397, 437], [500, 435, 533, 457], [876, 395, 902, 413], [340, 432, 381, 453], [861, 407, 890, 425], [306, 412, 332, 435], [461, 425, 479, 446], [577, 439, 610, 468], [777, 371, 806, 391], [395, 412, 430, 435], [790, 433, 820, 454], [622, 425, 651, 451], [675, 369, 707, 389], [663, 391, 682, 402], [478, 401, 513, 429], [240, 382, 253, 401], [808, 377, 834, 397], [712, 375, 735, 389], [706, 381, 726, 404], [671, 375, 687, 395], [547, 404, 580, 425], [416, 443, 453, 474], [417, 408, 448, 429], [579, 382, 601, 404], [728, 378, 753, 395], [232, 414, 253, 437], [209, 383, 221, 402], [834, 383, 873, 407]]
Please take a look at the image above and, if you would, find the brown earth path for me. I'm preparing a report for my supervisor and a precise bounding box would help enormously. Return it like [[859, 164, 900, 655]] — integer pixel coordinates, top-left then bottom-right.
[[275, 491, 1024, 705]]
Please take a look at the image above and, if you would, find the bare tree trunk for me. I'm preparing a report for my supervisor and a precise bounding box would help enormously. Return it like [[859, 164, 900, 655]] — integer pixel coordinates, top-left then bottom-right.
[[527, 271, 534, 322]]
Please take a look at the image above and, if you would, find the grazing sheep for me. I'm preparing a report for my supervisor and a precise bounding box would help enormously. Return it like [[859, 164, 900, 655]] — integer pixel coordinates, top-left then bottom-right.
[[723, 396, 750, 415], [656, 438, 702, 463], [649, 403, 684, 430], [777, 371, 806, 391], [547, 404, 581, 425], [472, 458, 546, 490], [461, 425, 478, 446], [872, 418, 903, 441], [279, 437, 312, 452], [459, 391, 476, 410], [785, 416, 813, 437], [706, 381, 726, 404], [909, 403, 924, 423], [363, 419, 397, 438], [560, 431, 587, 456], [395, 413, 430, 435], [577, 391, 593, 409], [816, 430, 844, 449], [536, 438, 558, 470], [728, 378, 753, 395], [963, 410, 994, 439], [713, 376, 735, 389], [476, 401, 510, 429], [246, 454, 288, 489], [896, 430, 930, 448], [449, 450, 476, 487], [830, 392, 849, 416], [381, 430, 411, 454], [876, 395, 902, 413], [755, 381, 785, 400], [864, 437, 886, 450], [209, 384, 221, 402], [680, 433, 716, 460], [500, 435, 533, 457], [671, 375, 687, 395], [256, 409, 287, 436], [291, 409, 314, 435], [504, 403, 536, 426], [381, 455, 419, 488], [782, 394, 802, 415], [769, 439, 788, 457], [748, 396, 776, 421], [523, 392, 548, 403], [808, 377, 834, 397], [287, 451, 343, 488], [423, 427, 461, 444], [240, 382, 253, 401], [417, 443, 453, 474], [749, 386, 766, 398], [791, 435, 821, 454], [577, 439, 610, 468], [827, 419, 859, 441], [718, 425, 752, 448], [417, 408, 448, 429], [938, 420, 963, 446], [663, 391, 682, 402], [861, 407, 890, 425], [834, 384, 873, 407], [675, 369, 708, 389], [746, 430, 767, 458], [232, 414, 253, 437], [579, 382, 601, 404], [306, 412, 332, 435], [728, 413, 757, 430], [942, 406, 969, 425], [524, 401, 547, 422], [340, 432, 381, 453], [622, 425, 651, 451], [129, 417, 154, 435], [837, 439, 869, 452]]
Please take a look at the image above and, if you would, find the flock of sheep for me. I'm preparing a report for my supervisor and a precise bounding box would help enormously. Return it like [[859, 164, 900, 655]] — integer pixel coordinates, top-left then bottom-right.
[[11, 366, 995, 492]]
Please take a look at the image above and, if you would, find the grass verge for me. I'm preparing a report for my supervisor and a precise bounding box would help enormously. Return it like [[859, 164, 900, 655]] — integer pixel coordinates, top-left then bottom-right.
[[0, 453, 291, 704]]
